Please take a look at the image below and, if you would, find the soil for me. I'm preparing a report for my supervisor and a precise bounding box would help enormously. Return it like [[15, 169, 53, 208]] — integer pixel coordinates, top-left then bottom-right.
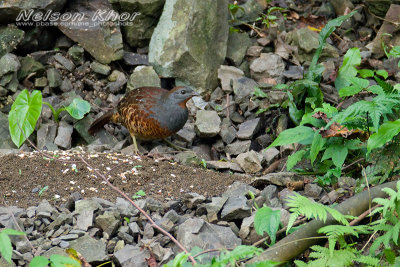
[[0, 150, 251, 209]]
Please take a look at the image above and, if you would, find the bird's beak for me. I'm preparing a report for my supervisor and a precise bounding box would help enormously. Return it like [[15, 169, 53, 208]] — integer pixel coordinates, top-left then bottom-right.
[[191, 91, 200, 97]]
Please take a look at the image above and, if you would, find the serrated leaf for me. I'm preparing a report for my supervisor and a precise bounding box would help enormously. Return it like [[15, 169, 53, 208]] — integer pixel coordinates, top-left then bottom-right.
[[8, 89, 42, 148], [367, 85, 384, 95], [367, 119, 400, 154], [254, 207, 281, 244], [64, 98, 90, 120], [335, 47, 361, 90], [268, 126, 315, 148], [310, 133, 325, 165], [0, 232, 12, 264], [287, 149, 307, 171], [339, 85, 363, 97], [29, 256, 49, 267]]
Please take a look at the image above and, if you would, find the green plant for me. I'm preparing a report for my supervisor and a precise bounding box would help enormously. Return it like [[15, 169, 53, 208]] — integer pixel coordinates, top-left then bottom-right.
[[29, 254, 81, 267], [256, 6, 287, 28], [8, 89, 90, 148], [38, 185, 49, 197], [0, 229, 25, 264], [254, 206, 281, 245], [132, 189, 146, 200]]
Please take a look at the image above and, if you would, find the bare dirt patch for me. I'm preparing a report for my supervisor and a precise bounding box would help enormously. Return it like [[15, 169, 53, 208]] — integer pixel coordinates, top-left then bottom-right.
[[0, 150, 251, 208]]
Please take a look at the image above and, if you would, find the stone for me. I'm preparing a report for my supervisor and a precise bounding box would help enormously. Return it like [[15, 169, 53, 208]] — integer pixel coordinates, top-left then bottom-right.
[[222, 181, 258, 198], [54, 121, 73, 149], [226, 31, 252, 66], [278, 188, 297, 208], [250, 53, 285, 84], [232, 77, 258, 104], [69, 235, 108, 262], [37, 200, 55, 215], [220, 122, 237, 144], [176, 218, 241, 261], [54, 53, 75, 72], [262, 147, 280, 165], [90, 61, 111, 75], [184, 193, 206, 209], [174, 122, 196, 145], [76, 210, 93, 231], [60, 78, 73, 92], [237, 118, 261, 140], [75, 199, 102, 214], [206, 161, 243, 172], [36, 122, 57, 150], [17, 56, 45, 80], [47, 68, 62, 88], [105, 70, 127, 93], [218, 65, 244, 93], [114, 245, 149, 267], [221, 195, 251, 221], [146, 198, 164, 213], [225, 140, 251, 155], [149, 0, 229, 93], [95, 211, 120, 236], [0, 112, 16, 149], [283, 65, 304, 80], [111, 0, 165, 48], [0, 26, 24, 58], [122, 52, 149, 66], [194, 110, 221, 137], [68, 45, 85, 65], [204, 197, 227, 222], [126, 66, 160, 91], [47, 213, 73, 231], [252, 172, 304, 187], [0, 53, 20, 77], [247, 45, 263, 57], [304, 184, 323, 198], [115, 197, 140, 217], [58, 0, 123, 64], [236, 150, 263, 174]]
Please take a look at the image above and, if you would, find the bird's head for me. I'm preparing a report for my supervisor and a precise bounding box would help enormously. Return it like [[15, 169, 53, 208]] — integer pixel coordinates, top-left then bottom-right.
[[165, 86, 199, 108]]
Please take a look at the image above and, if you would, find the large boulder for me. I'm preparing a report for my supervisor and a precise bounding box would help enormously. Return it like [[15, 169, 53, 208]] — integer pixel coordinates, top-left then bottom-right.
[[149, 0, 229, 93], [110, 0, 165, 48], [58, 0, 123, 64]]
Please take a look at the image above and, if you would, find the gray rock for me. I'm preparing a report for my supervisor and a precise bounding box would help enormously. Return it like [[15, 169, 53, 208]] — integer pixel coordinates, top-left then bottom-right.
[[0, 26, 24, 58], [54, 53, 75, 72], [47, 68, 62, 88], [75, 199, 102, 214], [90, 61, 111, 75], [252, 172, 304, 187], [146, 198, 164, 213], [41, 247, 68, 259], [236, 150, 263, 174], [54, 121, 73, 149], [237, 118, 260, 140], [58, 233, 79, 241], [37, 200, 55, 215], [37, 122, 57, 150], [226, 32, 252, 66], [126, 66, 160, 91], [233, 0, 267, 24], [218, 65, 244, 93], [232, 77, 258, 104], [114, 244, 150, 267], [239, 213, 256, 241], [0, 53, 20, 77], [283, 65, 304, 80], [225, 140, 251, 155], [206, 161, 243, 173], [222, 182, 258, 198], [128, 222, 142, 236], [304, 184, 323, 198], [47, 213, 73, 231], [143, 223, 154, 239], [69, 235, 108, 262], [58, 0, 123, 64], [17, 56, 45, 80], [68, 45, 85, 65], [268, 91, 287, 105], [95, 211, 120, 236], [195, 110, 221, 137], [117, 226, 134, 243], [262, 147, 280, 165], [176, 218, 241, 261], [220, 121, 237, 144], [173, 151, 199, 166], [174, 122, 196, 145], [149, 0, 229, 93], [221, 195, 251, 221], [74, 115, 118, 147], [105, 70, 127, 93], [115, 197, 140, 217], [0, 112, 16, 149], [184, 193, 206, 209], [60, 78, 73, 92], [247, 46, 263, 57], [278, 188, 297, 209], [76, 210, 93, 231], [205, 197, 227, 223], [123, 52, 149, 66], [250, 53, 285, 84]]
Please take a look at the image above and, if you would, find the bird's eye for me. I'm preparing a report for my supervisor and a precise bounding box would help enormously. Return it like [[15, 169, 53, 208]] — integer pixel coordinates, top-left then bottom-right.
[[180, 90, 186, 94]]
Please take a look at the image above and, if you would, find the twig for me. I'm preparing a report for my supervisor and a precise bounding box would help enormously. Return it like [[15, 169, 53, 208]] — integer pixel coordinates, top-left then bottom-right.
[[225, 94, 230, 119], [349, 204, 379, 226], [342, 158, 364, 171], [78, 155, 197, 265], [193, 248, 233, 259]]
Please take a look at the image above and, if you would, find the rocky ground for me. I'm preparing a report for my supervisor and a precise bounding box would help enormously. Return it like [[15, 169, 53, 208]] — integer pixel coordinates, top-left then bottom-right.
[[0, 0, 400, 266]]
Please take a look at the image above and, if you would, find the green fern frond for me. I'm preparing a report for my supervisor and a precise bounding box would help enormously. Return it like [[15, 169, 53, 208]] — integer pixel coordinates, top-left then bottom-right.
[[318, 224, 370, 239], [307, 245, 356, 267], [216, 245, 263, 266], [355, 255, 381, 266], [375, 76, 394, 94]]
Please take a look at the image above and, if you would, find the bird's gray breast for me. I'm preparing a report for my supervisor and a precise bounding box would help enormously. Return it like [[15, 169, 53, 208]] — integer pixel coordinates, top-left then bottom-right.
[[149, 103, 189, 133]]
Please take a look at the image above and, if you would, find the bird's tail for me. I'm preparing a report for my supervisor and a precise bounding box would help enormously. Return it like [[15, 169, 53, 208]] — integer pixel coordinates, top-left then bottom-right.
[[88, 111, 115, 135]]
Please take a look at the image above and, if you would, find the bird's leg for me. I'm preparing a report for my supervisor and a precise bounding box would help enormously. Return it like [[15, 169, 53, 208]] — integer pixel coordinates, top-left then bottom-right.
[[130, 133, 140, 155], [162, 138, 189, 151]]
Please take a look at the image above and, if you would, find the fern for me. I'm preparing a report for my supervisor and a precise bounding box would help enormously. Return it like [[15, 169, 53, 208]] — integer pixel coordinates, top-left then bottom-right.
[[286, 193, 354, 233], [318, 224, 370, 239], [212, 246, 263, 267], [375, 76, 394, 94]]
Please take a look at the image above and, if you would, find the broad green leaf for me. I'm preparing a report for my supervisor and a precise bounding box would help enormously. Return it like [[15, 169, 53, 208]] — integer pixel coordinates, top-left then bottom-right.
[[368, 85, 384, 95], [65, 98, 91, 120], [254, 207, 281, 245], [287, 149, 307, 171], [358, 69, 374, 78], [347, 76, 369, 89], [376, 69, 388, 79], [0, 232, 12, 263], [310, 133, 325, 165], [29, 256, 49, 267], [1, 229, 25, 236], [367, 119, 400, 154], [335, 47, 361, 90], [49, 254, 81, 267], [268, 126, 315, 148], [8, 89, 42, 148], [321, 145, 348, 168], [339, 85, 363, 98]]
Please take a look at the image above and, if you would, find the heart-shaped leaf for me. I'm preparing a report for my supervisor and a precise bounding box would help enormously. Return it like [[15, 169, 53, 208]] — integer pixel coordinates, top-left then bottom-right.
[[65, 98, 90, 120]]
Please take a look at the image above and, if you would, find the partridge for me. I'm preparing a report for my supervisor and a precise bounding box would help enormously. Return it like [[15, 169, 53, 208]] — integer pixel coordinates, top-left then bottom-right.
[[88, 86, 198, 153]]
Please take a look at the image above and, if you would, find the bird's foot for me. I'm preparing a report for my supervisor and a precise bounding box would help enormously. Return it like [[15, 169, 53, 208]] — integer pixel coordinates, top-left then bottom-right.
[[162, 139, 189, 151]]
